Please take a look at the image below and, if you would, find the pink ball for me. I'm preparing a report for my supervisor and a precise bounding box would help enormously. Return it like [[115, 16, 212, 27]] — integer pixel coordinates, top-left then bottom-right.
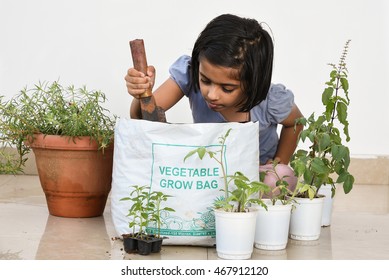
[[259, 164, 297, 197]]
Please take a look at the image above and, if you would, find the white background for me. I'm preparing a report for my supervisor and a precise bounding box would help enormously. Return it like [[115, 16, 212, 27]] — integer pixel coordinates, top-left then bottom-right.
[[1, 0, 388, 157]]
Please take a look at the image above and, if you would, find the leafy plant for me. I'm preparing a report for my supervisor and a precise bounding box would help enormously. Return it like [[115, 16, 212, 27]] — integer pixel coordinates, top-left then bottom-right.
[[184, 128, 231, 200], [224, 171, 267, 212], [120, 185, 175, 239], [184, 129, 267, 212], [148, 191, 175, 238], [0, 81, 116, 174], [120, 185, 152, 239], [258, 161, 296, 206], [291, 40, 355, 199]]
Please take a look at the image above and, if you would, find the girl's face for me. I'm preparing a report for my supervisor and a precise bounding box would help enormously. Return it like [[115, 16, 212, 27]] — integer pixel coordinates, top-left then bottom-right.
[[198, 58, 245, 113]]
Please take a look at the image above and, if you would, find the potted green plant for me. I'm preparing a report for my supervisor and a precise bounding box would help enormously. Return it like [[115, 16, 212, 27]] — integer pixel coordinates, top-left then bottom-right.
[[120, 184, 151, 254], [289, 40, 355, 239], [184, 128, 267, 259], [147, 190, 175, 252], [120, 185, 175, 255], [0, 81, 116, 218]]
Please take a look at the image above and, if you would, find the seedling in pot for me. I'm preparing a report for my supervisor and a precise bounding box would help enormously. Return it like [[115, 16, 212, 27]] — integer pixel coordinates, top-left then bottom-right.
[[184, 128, 267, 212], [258, 161, 297, 206], [120, 184, 151, 240], [120, 185, 175, 255], [148, 191, 175, 239]]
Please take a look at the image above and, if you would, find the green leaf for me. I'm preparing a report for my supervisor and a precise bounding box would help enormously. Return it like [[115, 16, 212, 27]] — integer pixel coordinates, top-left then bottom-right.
[[340, 77, 349, 92], [331, 145, 348, 161], [303, 168, 313, 184], [308, 187, 316, 199], [336, 170, 348, 183], [234, 179, 248, 189], [183, 149, 197, 162], [311, 158, 330, 174], [197, 147, 206, 159], [325, 101, 335, 121], [162, 207, 175, 212], [224, 128, 232, 139], [307, 113, 315, 123], [343, 123, 351, 142], [316, 115, 326, 127], [322, 87, 334, 106], [208, 151, 216, 158], [343, 147, 351, 169], [318, 133, 331, 151], [343, 174, 354, 194], [330, 70, 337, 78], [336, 101, 348, 124], [295, 117, 307, 126], [308, 131, 316, 143], [300, 129, 310, 142], [292, 160, 306, 177]]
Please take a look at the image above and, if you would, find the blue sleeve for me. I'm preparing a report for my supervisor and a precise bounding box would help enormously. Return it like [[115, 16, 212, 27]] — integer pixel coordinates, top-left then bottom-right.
[[265, 84, 294, 124], [169, 55, 192, 96], [250, 83, 294, 126]]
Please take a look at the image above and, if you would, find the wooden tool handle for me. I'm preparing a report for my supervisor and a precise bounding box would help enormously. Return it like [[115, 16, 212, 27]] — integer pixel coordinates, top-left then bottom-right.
[[130, 39, 152, 98], [129, 39, 166, 122]]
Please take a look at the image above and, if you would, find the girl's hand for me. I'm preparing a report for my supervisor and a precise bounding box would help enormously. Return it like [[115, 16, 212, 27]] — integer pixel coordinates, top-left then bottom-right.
[[266, 157, 281, 165], [124, 66, 156, 98]]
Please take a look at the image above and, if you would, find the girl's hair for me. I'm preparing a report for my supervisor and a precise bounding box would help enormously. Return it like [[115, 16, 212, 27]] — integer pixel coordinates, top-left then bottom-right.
[[191, 14, 274, 112]]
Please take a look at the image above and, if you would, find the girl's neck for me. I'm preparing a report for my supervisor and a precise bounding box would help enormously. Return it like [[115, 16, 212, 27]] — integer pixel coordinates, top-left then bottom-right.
[[220, 109, 250, 122]]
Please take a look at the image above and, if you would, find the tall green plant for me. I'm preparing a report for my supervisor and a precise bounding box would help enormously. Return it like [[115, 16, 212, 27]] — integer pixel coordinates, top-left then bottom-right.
[[291, 40, 354, 199]]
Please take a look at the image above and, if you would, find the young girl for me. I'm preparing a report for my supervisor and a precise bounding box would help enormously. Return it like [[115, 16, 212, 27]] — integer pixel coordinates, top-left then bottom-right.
[[125, 14, 302, 191]]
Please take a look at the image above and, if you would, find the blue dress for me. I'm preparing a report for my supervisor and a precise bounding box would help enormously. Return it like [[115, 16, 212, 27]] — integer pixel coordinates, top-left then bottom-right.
[[169, 55, 295, 165]]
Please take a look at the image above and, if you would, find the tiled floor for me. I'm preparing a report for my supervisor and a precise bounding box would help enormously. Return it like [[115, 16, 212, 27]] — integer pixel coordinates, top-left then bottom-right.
[[0, 174, 388, 260]]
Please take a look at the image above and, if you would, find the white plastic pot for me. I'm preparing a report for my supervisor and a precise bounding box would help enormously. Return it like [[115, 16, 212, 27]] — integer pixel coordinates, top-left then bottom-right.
[[214, 208, 258, 259], [318, 184, 334, 227], [253, 200, 292, 250], [289, 196, 324, 241]]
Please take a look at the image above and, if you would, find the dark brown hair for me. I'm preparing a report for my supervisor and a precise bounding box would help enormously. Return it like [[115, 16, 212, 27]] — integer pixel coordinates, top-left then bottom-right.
[[191, 14, 274, 112]]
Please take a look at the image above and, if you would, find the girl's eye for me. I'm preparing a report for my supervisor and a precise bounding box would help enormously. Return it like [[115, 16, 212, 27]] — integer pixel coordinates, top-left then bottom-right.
[[200, 78, 235, 93], [222, 87, 234, 93], [200, 79, 211, 85]]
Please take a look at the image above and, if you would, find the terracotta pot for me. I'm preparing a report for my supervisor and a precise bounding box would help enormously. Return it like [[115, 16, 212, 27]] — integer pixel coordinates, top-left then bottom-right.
[[29, 134, 113, 218]]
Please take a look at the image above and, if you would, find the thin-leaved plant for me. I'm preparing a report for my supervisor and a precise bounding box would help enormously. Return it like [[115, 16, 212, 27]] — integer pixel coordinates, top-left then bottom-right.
[[0, 81, 116, 174]]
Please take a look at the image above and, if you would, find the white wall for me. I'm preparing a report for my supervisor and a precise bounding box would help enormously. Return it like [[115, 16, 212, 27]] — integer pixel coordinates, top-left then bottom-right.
[[1, 0, 388, 157]]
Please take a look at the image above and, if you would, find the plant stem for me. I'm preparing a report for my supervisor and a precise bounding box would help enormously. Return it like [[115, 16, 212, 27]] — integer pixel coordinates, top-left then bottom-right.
[[219, 143, 228, 200]]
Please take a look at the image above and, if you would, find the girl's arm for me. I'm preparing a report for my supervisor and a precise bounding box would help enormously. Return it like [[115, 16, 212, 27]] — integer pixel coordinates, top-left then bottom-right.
[[271, 104, 304, 164], [127, 66, 185, 119], [130, 78, 184, 119]]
